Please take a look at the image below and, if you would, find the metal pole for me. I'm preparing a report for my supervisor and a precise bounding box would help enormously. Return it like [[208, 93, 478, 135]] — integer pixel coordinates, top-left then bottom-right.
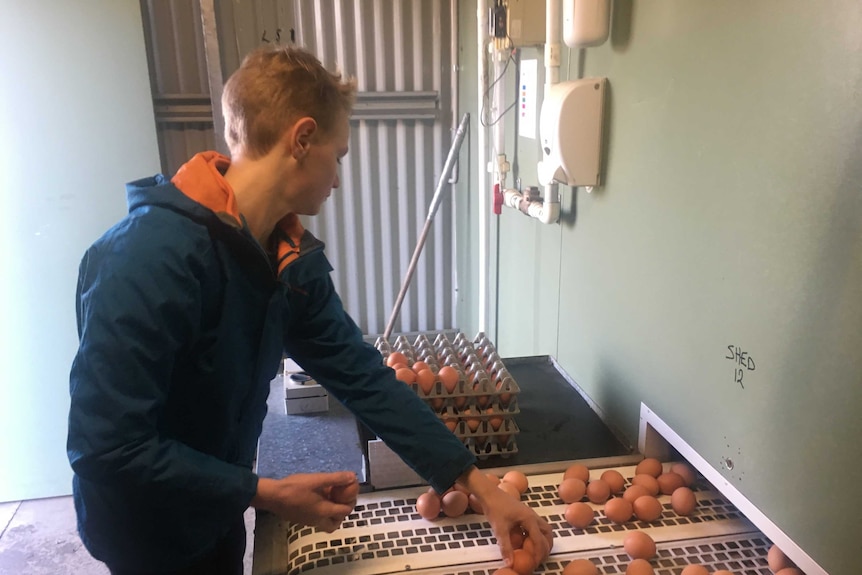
[[199, 0, 229, 155], [383, 113, 470, 340]]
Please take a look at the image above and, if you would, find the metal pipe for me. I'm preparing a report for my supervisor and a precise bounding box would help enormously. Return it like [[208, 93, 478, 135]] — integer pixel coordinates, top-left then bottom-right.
[[383, 114, 470, 340], [477, 0, 490, 333], [198, 0, 228, 155]]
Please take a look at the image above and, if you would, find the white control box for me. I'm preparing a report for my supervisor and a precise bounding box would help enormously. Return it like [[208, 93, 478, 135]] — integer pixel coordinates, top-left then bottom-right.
[[283, 358, 329, 415]]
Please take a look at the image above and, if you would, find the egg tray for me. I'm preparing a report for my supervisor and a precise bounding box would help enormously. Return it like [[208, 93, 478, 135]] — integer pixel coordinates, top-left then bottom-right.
[[375, 333, 520, 404], [375, 332, 522, 456], [465, 435, 520, 459], [447, 417, 519, 444], [425, 392, 521, 416]]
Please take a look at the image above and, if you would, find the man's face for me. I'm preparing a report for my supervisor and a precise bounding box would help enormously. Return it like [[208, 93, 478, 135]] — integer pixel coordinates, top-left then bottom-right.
[[292, 112, 350, 216]]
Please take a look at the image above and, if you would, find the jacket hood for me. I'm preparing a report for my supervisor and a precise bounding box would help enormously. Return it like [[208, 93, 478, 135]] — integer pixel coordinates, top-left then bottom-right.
[[126, 151, 316, 274]]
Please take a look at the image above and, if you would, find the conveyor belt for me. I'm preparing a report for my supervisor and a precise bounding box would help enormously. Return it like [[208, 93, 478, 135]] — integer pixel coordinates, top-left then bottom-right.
[[274, 465, 773, 575]]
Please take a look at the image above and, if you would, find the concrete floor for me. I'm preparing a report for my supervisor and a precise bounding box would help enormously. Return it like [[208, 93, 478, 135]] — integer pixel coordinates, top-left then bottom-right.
[[0, 497, 255, 575]]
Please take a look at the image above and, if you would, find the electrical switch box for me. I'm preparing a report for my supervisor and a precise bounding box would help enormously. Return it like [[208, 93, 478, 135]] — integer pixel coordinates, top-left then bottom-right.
[[538, 77, 607, 188], [506, 0, 546, 47]]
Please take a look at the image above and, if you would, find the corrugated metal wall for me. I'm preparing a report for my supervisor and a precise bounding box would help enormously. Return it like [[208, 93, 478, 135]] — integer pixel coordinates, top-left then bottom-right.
[[141, 0, 216, 176], [141, 0, 458, 336]]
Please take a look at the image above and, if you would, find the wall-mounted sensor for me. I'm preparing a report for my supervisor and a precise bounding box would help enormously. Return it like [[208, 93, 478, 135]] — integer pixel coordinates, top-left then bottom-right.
[[564, 0, 612, 48], [537, 77, 607, 188]]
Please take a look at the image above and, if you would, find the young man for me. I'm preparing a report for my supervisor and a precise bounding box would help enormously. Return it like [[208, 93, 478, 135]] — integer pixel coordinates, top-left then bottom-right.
[[68, 46, 551, 575]]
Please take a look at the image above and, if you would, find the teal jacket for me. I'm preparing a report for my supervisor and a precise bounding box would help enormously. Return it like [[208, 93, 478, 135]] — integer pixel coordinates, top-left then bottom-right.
[[67, 152, 475, 571]]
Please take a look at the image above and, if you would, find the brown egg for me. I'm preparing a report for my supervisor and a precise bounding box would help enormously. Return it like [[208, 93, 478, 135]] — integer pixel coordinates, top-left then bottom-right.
[[502, 470, 529, 494], [564, 464, 591, 483], [600, 469, 626, 494], [443, 417, 458, 432], [623, 531, 656, 559], [671, 462, 696, 486], [416, 491, 441, 520], [633, 495, 663, 522], [412, 360, 430, 372], [775, 569, 803, 575], [520, 535, 535, 556], [564, 502, 595, 529], [395, 368, 416, 384], [415, 369, 435, 394], [390, 362, 408, 371], [386, 351, 409, 367], [635, 458, 663, 478], [625, 558, 655, 575], [453, 482, 470, 494], [604, 497, 633, 524], [497, 383, 513, 406], [622, 485, 651, 504], [499, 481, 522, 499], [712, 571, 734, 575], [631, 474, 660, 496], [468, 493, 484, 514], [768, 545, 797, 571], [511, 548, 537, 575], [586, 479, 611, 504], [438, 365, 460, 393], [441, 490, 468, 517], [558, 478, 587, 503], [680, 566, 709, 575], [670, 487, 697, 516], [562, 558, 598, 575], [488, 414, 504, 431], [492, 570, 521, 575], [486, 473, 501, 485], [657, 472, 686, 495]]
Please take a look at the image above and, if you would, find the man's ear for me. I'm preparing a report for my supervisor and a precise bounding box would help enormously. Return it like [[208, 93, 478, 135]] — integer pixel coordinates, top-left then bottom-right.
[[289, 117, 318, 161]]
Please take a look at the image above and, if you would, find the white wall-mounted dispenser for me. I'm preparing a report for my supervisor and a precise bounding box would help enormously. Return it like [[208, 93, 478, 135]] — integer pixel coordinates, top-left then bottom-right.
[[563, 0, 612, 48], [537, 77, 607, 188]]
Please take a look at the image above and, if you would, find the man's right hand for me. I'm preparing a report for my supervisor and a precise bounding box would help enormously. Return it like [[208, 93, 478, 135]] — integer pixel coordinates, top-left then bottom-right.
[[251, 471, 358, 532]]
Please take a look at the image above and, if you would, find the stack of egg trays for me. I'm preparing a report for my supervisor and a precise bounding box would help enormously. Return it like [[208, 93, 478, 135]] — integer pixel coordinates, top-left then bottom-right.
[[374, 332, 521, 459]]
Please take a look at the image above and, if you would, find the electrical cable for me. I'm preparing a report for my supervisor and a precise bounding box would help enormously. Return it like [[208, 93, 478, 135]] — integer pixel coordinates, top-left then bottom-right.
[[480, 39, 518, 128]]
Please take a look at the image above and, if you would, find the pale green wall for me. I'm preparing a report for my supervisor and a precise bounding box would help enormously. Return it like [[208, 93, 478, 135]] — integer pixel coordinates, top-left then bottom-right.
[[0, 1, 161, 501], [460, 2, 862, 574], [455, 0, 482, 338]]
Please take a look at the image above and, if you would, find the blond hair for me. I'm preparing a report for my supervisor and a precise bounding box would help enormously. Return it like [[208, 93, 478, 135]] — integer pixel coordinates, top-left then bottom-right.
[[221, 46, 357, 158]]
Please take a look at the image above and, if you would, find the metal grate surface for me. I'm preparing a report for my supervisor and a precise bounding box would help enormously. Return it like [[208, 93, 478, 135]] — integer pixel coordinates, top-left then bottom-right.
[[279, 465, 773, 575]]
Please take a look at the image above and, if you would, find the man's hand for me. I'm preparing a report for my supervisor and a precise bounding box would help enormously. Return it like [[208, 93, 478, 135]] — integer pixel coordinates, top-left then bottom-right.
[[457, 466, 553, 569], [252, 471, 358, 532]]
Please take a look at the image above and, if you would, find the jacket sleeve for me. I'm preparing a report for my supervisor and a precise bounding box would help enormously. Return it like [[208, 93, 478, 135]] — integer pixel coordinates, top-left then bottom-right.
[[282, 256, 476, 493], [67, 219, 257, 514]]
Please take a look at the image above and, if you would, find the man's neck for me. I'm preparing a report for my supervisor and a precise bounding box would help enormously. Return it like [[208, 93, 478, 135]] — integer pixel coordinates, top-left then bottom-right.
[[224, 153, 291, 246]]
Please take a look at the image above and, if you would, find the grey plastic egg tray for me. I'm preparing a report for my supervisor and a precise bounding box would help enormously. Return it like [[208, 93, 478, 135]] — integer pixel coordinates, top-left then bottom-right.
[[375, 332, 521, 457]]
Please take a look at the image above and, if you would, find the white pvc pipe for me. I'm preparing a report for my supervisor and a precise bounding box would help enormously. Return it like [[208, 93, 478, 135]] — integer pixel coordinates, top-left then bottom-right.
[[499, 0, 562, 226], [493, 43, 507, 188], [546, 0, 561, 85], [477, 0, 489, 332], [503, 189, 561, 225], [543, 0, 561, 223]]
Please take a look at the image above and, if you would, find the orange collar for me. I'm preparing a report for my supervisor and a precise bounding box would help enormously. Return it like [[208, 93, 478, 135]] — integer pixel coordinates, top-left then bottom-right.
[[172, 151, 308, 274]]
